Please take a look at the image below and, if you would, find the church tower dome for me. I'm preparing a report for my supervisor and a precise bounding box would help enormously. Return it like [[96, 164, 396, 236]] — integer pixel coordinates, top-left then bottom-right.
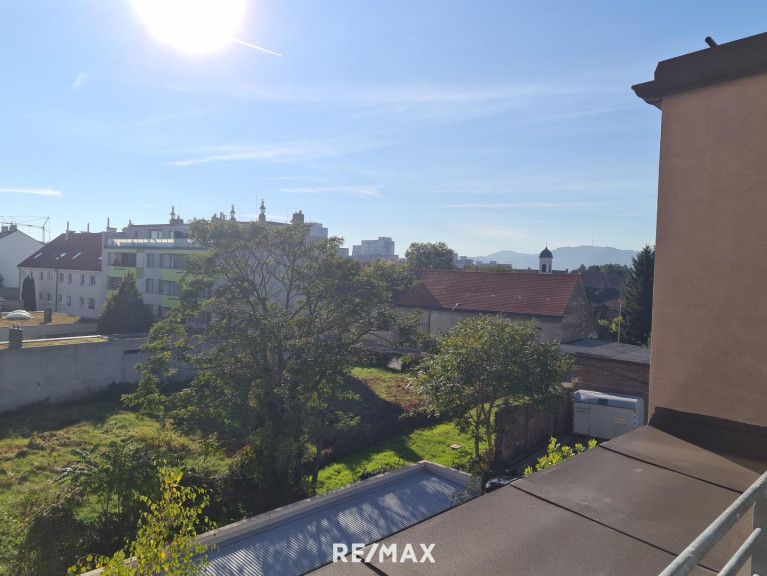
[[539, 246, 553, 274]]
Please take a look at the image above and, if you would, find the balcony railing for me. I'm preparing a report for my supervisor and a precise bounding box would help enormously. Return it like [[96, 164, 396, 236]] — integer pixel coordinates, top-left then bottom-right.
[[659, 469, 767, 576]]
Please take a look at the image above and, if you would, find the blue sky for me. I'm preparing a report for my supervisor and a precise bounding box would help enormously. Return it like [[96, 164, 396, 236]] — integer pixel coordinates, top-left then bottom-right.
[[1, 1, 765, 257]]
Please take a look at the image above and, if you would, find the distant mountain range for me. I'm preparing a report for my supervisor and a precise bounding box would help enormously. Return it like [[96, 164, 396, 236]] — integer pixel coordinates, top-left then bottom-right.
[[476, 246, 638, 270]]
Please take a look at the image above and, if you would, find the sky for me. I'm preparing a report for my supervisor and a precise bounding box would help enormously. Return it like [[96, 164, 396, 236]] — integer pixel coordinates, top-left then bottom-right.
[[1, 1, 766, 257]]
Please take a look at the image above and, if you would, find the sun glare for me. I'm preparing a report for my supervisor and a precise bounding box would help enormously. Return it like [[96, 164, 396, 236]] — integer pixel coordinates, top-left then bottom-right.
[[133, 0, 246, 54]]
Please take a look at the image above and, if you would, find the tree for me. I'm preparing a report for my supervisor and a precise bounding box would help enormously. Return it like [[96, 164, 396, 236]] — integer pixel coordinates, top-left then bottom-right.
[[621, 245, 654, 345], [21, 275, 36, 311], [523, 437, 596, 475], [98, 272, 154, 334], [126, 220, 413, 489], [69, 467, 214, 576], [414, 316, 572, 458], [404, 241, 457, 272]]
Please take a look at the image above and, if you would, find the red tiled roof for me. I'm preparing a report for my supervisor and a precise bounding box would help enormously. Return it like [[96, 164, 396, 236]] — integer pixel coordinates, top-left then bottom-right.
[[398, 270, 580, 318], [18, 232, 103, 272]]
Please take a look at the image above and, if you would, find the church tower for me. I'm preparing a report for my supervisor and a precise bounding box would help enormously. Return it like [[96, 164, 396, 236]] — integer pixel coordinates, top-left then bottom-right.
[[539, 246, 553, 274]]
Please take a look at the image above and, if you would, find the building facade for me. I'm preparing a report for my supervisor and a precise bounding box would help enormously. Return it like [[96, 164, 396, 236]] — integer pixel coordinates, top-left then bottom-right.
[[0, 226, 42, 293], [351, 237, 397, 262], [17, 231, 105, 318]]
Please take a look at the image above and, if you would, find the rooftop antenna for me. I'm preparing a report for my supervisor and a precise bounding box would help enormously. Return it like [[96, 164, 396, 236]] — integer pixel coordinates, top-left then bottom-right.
[[705, 36, 718, 48]]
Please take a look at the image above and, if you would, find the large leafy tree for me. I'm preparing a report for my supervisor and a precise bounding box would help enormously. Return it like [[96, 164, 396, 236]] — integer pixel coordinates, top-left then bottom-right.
[[21, 275, 36, 311], [621, 245, 655, 345], [127, 220, 413, 489], [415, 316, 572, 458], [98, 272, 154, 334], [405, 241, 457, 272]]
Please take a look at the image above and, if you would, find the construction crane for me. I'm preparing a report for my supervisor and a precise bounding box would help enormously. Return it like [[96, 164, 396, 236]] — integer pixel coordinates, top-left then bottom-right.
[[0, 216, 50, 243]]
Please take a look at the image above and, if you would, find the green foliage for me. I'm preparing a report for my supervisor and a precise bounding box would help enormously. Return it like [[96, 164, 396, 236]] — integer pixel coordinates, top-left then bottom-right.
[[56, 441, 158, 520], [524, 437, 597, 475], [69, 467, 214, 576], [98, 272, 154, 334], [404, 241, 457, 272], [348, 346, 396, 369], [21, 275, 36, 311], [621, 245, 654, 345], [414, 315, 572, 458], [127, 220, 414, 489]]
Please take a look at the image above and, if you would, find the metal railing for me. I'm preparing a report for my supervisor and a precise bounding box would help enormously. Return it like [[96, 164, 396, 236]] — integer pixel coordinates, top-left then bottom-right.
[[659, 470, 767, 576]]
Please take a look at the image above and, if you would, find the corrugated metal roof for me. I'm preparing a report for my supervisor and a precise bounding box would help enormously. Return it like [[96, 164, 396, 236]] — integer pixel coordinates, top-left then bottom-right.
[[558, 338, 651, 365], [397, 270, 579, 318], [206, 467, 467, 576]]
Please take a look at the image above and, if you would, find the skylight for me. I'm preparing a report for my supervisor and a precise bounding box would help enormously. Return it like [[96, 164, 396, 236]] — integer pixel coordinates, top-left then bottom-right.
[[33, 252, 42, 259], [72, 252, 81, 259]]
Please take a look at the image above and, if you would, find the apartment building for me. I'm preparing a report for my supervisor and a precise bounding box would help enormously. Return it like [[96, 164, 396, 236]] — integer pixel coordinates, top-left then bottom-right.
[[351, 237, 397, 262], [17, 231, 105, 318]]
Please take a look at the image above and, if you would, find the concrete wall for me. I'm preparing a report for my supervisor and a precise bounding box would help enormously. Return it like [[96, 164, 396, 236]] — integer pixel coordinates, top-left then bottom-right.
[[0, 337, 147, 412], [650, 72, 767, 428], [0, 321, 98, 342], [570, 356, 649, 423]]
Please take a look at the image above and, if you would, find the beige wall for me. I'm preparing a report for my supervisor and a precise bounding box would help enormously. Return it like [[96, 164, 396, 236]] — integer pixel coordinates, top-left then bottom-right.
[[650, 72, 767, 427]]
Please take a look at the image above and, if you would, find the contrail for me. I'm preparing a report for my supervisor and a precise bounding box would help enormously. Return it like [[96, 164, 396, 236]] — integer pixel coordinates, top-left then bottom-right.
[[231, 38, 282, 56]]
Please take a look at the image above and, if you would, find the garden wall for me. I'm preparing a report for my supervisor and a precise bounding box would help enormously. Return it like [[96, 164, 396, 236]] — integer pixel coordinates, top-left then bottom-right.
[[0, 337, 148, 412], [0, 322, 97, 341], [493, 391, 573, 464]]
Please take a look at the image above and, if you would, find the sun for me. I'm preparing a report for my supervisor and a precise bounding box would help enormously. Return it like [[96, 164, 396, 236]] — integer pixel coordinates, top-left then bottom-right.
[[133, 0, 246, 54]]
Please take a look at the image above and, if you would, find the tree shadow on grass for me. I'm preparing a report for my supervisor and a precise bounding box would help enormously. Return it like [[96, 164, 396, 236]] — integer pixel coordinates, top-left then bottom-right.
[[0, 382, 137, 439]]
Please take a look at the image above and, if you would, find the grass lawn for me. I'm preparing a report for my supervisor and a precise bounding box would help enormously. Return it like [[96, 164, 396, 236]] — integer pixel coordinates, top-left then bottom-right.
[[0, 387, 229, 513], [316, 421, 476, 493], [0, 311, 86, 327], [349, 366, 420, 411]]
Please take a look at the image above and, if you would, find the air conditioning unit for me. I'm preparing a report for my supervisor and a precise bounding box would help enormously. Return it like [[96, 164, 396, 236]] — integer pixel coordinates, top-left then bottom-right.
[[573, 390, 645, 440]]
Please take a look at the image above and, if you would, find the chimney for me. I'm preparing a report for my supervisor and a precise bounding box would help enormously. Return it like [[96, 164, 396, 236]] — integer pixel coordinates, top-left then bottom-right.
[[65, 221, 73, 240], [1, 225, 7, 233], [9, 224, 17, 232], [291, 210, 305, 224]]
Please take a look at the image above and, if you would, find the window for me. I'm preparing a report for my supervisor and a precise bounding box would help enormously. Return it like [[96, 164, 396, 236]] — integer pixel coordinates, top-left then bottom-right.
[[107, 276, 121, 290], [67, 295, 71, 306], [79, 296, 84, 308], [145, 253, 155, 268], [145, 278, 154, 293], [39, 271, 43, 280], [109, 252, 136, 266], [80, 274, 85, 285], [58, 294, 63, 304], [88, 298, 95, 309], [39, 291, 43, 301], [90, 275, 96, 286], [48, 272, 53, 281], [68, 273, 72, 284], [159, 254, 172, 269], [59, 273, 64, 283], [47, 293, 51, 302]]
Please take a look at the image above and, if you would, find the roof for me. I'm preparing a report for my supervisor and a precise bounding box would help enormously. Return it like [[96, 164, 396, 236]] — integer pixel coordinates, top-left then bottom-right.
[[17, 232, 102, 272], [198, 462, 470, 576], [539, 246, 552, 258], [397, 270, 580, 318], [633, 32, 767, 107], [312, 426, 759, 576], [559, 338, 651, 365]]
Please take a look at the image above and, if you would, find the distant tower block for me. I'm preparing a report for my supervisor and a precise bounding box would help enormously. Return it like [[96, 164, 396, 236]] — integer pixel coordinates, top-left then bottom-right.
[[539, 246, 553, 274], [259, 200, 266, 222]]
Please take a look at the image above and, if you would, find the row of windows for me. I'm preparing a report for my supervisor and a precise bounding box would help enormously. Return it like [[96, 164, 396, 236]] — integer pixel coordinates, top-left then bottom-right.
[[108, 252, 188, 270], [38, 292, 95, 309], [33, 271, 96, 286]]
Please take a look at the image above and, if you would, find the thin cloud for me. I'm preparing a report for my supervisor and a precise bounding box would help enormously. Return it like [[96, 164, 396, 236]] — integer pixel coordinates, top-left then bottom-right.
[[447, 202, 602, 211], [281, 185, 380, 198], [0, 187, 62, 197], [167, 139, 367, 166], [71, 73, 88, 90], [457, 223, 527, 240]]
